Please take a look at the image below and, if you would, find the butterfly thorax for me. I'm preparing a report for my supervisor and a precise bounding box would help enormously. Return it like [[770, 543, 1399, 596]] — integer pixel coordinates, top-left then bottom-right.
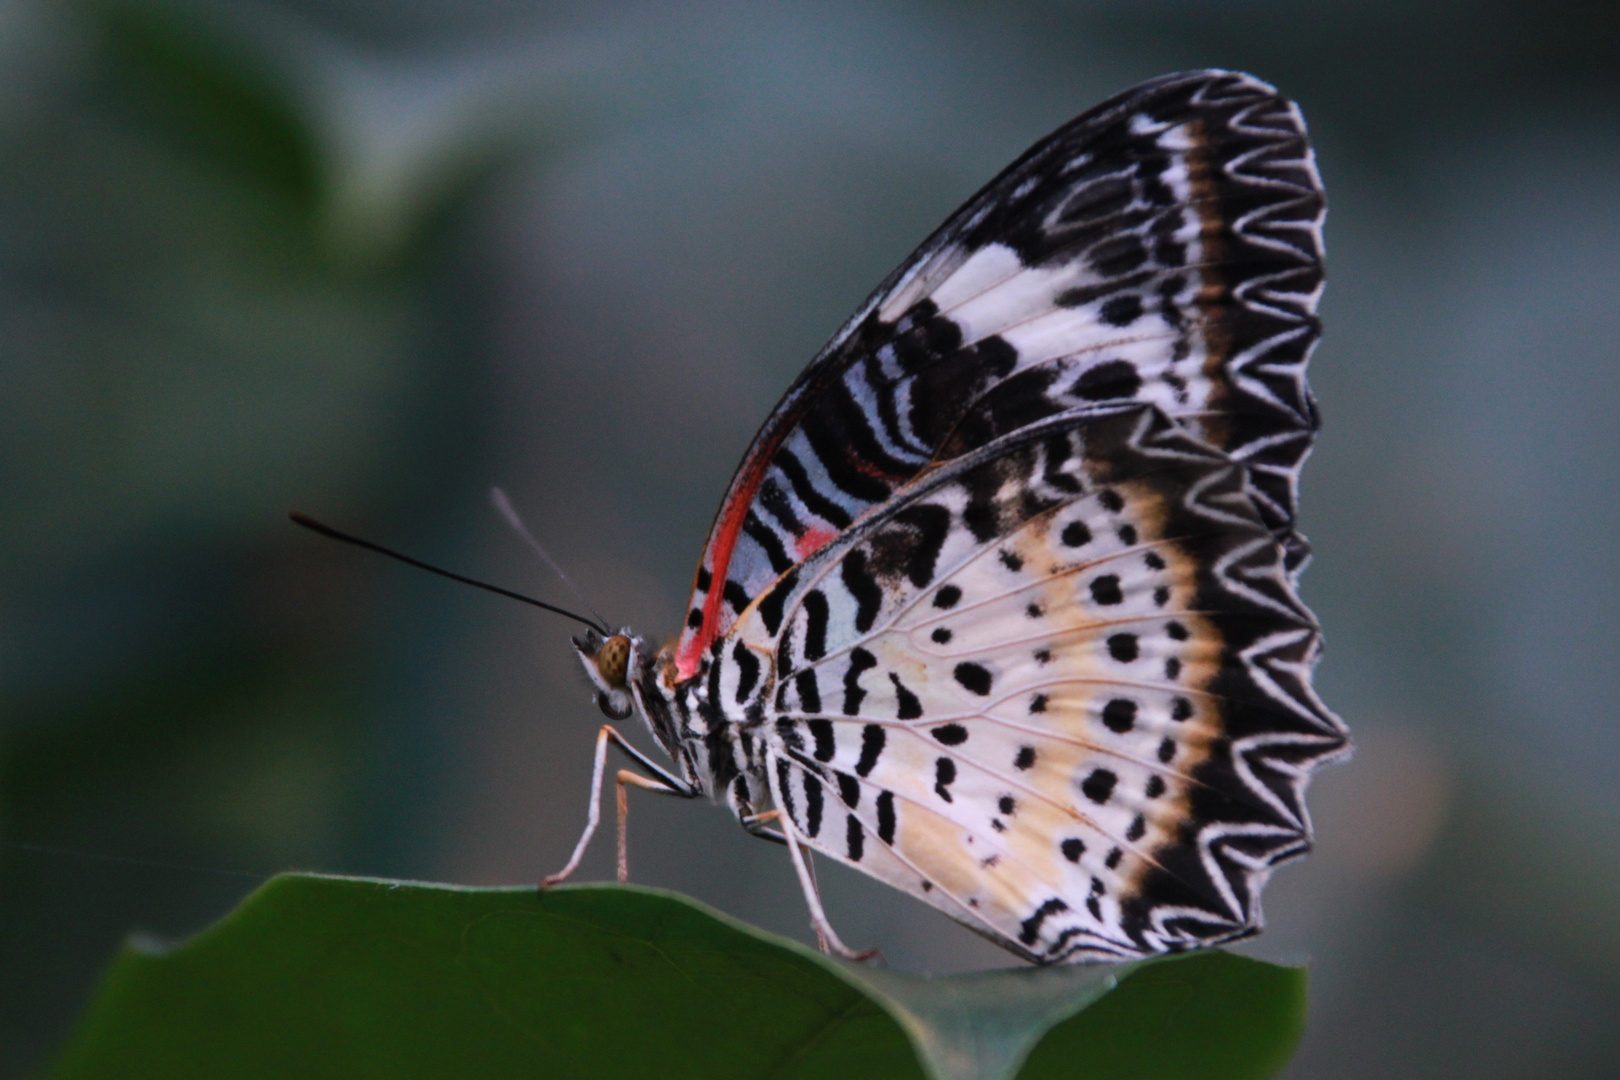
[[574, 629, 760, 810]]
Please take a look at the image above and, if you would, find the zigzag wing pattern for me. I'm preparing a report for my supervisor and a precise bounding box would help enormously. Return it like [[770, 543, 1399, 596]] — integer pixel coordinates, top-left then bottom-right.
[[726, 406, 1347, 960], [676, 69, 1326, 681]]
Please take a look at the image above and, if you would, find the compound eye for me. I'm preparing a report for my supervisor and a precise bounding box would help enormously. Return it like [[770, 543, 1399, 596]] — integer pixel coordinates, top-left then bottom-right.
[[596, 634, 631, 688]]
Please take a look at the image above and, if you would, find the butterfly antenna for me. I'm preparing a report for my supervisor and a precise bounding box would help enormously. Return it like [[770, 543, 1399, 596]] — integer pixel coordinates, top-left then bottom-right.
[[489, 487, 613, 635], [288, 511, 607, 634]]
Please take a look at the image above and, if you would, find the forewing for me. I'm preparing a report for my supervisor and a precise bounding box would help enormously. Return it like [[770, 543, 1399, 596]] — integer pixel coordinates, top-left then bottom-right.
[[676, 69, 1325, 679], [735, 406, 1347, 961]]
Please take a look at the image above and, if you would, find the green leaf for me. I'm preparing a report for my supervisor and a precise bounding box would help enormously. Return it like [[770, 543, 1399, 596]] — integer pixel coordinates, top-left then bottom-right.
[[45, 873, 1304, 1080]]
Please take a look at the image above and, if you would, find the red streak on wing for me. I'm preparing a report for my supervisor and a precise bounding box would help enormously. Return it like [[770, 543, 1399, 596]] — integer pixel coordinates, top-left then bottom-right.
[[674, 444, 778, 680], [795, 526, 837, 560], [673, 356, 889, 680]]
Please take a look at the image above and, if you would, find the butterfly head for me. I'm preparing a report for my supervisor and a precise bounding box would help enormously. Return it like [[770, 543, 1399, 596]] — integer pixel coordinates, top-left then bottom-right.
[[573, 629, 637, 720]]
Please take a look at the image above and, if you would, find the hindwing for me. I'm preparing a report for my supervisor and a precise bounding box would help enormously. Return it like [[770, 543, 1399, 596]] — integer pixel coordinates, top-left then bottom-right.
[[676, 69, 1326, 680], [733, 406, 1347, 961]]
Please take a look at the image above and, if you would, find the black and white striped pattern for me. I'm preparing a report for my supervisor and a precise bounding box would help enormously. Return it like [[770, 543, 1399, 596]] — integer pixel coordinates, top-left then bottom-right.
[[728, 406, 1346, 961], [601, 71, 1345, 964], [675, 69, 1327, 680]]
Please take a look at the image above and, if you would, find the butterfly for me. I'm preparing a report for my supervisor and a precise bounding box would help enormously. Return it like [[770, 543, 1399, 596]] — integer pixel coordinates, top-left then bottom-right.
[[550, 69, 1349, 964]]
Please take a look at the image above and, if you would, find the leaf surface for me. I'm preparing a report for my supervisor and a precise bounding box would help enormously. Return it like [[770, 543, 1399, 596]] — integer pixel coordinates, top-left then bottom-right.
[[46, 873, 1304, 1080]]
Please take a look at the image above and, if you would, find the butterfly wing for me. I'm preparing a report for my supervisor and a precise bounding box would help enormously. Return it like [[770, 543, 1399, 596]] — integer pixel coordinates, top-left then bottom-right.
[[731, 405, 1347, 961], [676, 70, 1325, 681]]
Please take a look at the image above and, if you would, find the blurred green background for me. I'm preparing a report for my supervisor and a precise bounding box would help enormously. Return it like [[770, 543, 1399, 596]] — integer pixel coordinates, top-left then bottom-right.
[[2, 1, 1618, 1076]]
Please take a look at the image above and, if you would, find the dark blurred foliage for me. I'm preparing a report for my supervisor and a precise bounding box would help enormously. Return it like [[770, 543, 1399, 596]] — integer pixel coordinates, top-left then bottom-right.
[[0, 1, 525, 1066], [2, 1, 1618, 1077]]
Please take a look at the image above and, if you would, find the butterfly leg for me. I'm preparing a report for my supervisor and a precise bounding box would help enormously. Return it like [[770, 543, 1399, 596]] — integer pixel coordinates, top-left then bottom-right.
[[543, 724, 697, 889], [738, 808, 819, 943], [739, 807, 787, 845], [797, 848, 830, 955], [764, 752, 877, 962], [614, 769, 683, 883]]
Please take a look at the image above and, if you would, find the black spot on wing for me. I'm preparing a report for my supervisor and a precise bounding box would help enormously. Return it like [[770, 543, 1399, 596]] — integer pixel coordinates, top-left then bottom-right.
[[856, 724, 886, 777], [953, 662, 993, 695], [1100, 294, 1143, 327], [889, 673, 923, 720], [841, 551, 883, 633], [1089, 575, 1124, 605], [843, 647, 877, 715], [934, 757, 957, 802], [876, 790, 896, 844], [801, 590, 830, 661], [804, 773, 824, 836], [794, 669, 821, 713], [807, 718, 835, 762], [1081, 769, 1118, 804], [1061, 521, 1091, 547], [837, 771, 860, 808], [775, 626, 795, 677], [1102, 698, 1136, 733], [931, 723, 968, 745], [1074, 360, 1143, 402], [846, 814, 865, 861]]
